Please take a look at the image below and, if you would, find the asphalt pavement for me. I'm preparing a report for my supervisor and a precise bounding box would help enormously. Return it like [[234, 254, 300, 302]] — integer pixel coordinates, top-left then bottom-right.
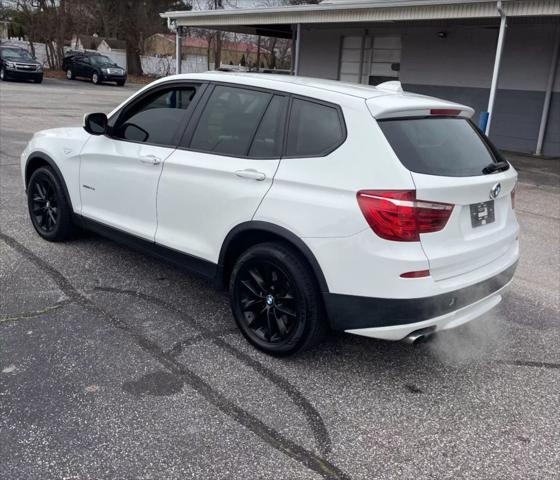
[[1, 77, 559, 480]]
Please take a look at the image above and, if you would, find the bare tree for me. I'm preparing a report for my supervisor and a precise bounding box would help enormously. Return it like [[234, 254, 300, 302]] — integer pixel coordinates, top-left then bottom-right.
[[12, 0, 72, 69], [8, 0, 192, 74], [212, 0, 223, 69], [107, 1, 192, 76], [190, 0, 233, 70]]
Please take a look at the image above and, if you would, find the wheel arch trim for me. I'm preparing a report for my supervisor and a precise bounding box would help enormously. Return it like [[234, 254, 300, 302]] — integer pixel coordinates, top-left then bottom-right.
[[25, 151, 74, 212], [218, 221, 330, 293]]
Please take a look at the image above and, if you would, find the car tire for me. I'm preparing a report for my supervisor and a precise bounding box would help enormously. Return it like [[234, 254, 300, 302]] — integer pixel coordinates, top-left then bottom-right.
[[92, 72, 100, 85], [0, 67, 7, 81], [229, 242, 327, 356], [34, 77, 43, 84], [66, 68, 74, 80], [27, 166, 76, 242], [116, 80, 126, 86]]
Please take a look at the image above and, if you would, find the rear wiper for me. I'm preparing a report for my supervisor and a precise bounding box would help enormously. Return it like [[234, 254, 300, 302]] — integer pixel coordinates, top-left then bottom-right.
[[482, 160, 509, 174]]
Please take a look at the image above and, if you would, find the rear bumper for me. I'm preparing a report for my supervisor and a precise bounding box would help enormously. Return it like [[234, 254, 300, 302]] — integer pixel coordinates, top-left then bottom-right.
[[324, 260, 517, 333]]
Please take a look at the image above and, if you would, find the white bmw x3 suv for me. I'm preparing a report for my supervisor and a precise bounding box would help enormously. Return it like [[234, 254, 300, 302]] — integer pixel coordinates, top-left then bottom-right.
[[21, 73, 519, 356]]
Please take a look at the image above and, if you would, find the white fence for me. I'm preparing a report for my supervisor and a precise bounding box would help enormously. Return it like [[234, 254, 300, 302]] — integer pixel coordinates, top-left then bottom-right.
[[140, 54, 210, 77], [2, 39, 211, 77]]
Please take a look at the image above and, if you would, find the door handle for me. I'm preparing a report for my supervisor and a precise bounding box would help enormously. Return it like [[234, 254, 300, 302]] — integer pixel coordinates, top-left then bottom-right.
[[235, 169, 266, 181], [139, 155, 162, 166]]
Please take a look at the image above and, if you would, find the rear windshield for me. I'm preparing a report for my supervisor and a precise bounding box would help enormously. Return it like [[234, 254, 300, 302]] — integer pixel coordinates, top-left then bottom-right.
[[378, 117, 499, 177]]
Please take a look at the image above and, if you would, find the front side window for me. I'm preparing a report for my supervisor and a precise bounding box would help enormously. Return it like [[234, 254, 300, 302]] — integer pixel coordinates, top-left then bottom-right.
[[286, 99, 345, 157], [112, 86, 198, 146], [248, 95, 287, 158], [189, 85, 272, 156]]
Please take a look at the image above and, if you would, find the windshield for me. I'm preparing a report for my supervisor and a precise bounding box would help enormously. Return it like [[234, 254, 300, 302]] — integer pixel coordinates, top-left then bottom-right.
[[378, 117, 504, 177], [1, 48, 34, 62], [89, 55, 113, 66]]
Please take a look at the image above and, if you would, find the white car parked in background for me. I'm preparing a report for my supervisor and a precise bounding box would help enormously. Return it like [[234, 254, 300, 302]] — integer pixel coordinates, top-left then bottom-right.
[[21, 73, 519, 356]]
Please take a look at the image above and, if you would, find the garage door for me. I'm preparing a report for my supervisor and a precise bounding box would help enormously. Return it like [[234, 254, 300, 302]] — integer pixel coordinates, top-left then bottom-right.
[[339, 35, 401, 85], [339, 36, 363, 83]]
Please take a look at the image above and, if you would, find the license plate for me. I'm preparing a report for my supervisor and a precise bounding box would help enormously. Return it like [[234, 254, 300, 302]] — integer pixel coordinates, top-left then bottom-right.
[[470, 200, 495, 227]]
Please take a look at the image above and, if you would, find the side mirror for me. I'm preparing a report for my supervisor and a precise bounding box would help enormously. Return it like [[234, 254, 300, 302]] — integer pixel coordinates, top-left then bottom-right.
[[83, 113, 108, 135]]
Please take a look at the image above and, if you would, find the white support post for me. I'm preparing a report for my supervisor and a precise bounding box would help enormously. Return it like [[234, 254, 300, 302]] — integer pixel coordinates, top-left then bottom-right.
[[535, 27, 560, 156], [486, 1, 507, 136], [176, 26, 182, 75], [293, 24, 301, 76]]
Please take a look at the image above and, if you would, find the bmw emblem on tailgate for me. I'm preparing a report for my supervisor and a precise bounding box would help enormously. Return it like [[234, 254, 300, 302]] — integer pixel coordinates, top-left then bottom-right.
[[490, 183, 501, 199]]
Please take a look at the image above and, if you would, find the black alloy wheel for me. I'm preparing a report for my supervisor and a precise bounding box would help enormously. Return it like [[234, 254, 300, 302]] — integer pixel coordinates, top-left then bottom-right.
[[30, 174, 59, 233], [230, 242, 326, 356], [236, 260, 298, 343], [27, 166, 75, 241]]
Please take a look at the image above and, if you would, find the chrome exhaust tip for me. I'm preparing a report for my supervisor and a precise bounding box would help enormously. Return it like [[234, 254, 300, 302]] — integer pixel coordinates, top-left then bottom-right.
[[403, 327, 436, 345]]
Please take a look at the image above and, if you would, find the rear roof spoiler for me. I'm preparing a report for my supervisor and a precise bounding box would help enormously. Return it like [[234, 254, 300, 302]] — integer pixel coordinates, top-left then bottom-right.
[[369, 81, 474, 120]]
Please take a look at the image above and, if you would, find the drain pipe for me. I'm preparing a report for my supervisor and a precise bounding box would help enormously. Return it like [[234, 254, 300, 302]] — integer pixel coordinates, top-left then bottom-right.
[[292, 24, 301, 76], [535, 27, 560, 156], [486, 0, 507, 136], [358, 30, 367, 84], [175, 25, 183, 75]]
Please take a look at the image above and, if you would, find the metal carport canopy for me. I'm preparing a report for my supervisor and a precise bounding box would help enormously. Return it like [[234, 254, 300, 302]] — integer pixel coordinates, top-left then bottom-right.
[[161, 0, 560, 28], [161, 0, 560, 147]]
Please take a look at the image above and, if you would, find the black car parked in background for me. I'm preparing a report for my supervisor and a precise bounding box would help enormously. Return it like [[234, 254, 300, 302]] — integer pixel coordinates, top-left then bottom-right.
[[0, 46, 43, 83], [63, 51, 127, 86]]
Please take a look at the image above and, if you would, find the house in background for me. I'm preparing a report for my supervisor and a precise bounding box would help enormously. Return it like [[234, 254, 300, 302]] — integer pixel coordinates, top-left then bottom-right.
[[70, 34, 102, 51], [144, 33, 266, 68], [96, 38, 126, 54], [162, 0, 560, 157], [70, 35, 126, 54]]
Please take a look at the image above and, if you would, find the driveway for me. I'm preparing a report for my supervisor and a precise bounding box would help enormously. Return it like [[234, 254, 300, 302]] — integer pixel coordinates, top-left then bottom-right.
[[1, 78, 559, 480]]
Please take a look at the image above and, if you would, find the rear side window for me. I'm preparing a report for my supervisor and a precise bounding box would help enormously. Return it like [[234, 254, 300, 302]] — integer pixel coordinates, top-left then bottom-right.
[[248, 95, 287, 158], [286, 99, 345, 157], [190, 85, 271, 156], [378, 118, 499, 177]]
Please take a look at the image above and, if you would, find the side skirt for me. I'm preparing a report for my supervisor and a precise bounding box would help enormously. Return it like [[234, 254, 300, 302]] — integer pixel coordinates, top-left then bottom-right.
[[74, 215, 219, 284]]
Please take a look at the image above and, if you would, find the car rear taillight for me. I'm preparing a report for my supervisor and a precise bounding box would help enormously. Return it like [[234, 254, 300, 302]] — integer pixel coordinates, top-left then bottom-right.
[[430, 108, 460, 116], [356, 190, 454, 242], [400, 270, 430, 278]]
